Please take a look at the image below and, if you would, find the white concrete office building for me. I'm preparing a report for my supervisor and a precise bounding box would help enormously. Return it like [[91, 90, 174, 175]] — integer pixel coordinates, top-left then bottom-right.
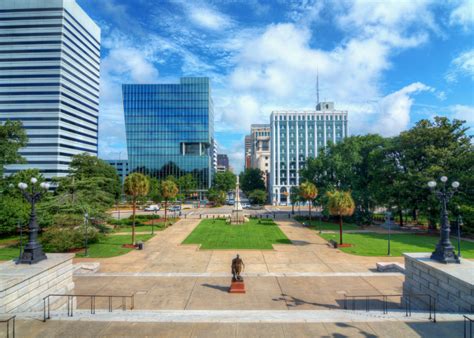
[[0, 0, 100, 179], [270, 102, 348, 205]]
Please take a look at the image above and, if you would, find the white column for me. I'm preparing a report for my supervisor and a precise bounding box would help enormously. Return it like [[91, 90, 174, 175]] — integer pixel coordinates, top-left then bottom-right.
[[286, 119, 289, 188], [323, 114, 327, 146], [295, 118, 299, 186], [276, 120, 280, 186], [314, 117, 318, 157], [305, 116, 308, 158], [342, 116, 346, 138], [333, 117, 336, 143]]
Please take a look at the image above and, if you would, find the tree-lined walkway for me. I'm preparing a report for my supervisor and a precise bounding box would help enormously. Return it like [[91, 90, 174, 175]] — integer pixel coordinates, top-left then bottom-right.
[[74, 217, 404, 274]]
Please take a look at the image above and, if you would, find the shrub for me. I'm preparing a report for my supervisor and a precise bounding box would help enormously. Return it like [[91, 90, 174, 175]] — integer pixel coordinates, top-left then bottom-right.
[[41, 226, 100, 252]]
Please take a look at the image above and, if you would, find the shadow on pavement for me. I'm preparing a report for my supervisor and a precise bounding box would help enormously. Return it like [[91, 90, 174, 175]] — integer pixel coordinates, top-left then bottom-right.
[[201, 283, 229, 293]]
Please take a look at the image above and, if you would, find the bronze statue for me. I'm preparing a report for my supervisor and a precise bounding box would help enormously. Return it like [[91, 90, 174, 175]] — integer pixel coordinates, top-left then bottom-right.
[[231, 254, 245, 281]]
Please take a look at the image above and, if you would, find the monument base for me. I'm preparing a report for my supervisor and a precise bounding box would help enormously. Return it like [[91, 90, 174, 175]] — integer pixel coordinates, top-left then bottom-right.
[[229, 280, 246, 293], [229, 210, 249, 225], [403, 253, 473, 313], [0, 253, 75, 313]]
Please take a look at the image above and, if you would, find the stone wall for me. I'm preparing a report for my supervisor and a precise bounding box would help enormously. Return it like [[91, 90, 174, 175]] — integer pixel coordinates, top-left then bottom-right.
[[0, 253, 75, 313], [403, 253, 473, 313]]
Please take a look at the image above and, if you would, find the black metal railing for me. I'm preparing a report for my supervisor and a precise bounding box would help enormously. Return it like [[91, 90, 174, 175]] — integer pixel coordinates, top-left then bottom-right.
[[465, 315, 473, 338], [43, 294, 135, 322], [343, 293, 436, 322], [1, 315, 15, 338]]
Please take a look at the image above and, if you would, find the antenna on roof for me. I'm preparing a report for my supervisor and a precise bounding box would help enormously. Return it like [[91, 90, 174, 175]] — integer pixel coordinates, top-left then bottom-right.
[[316, 68, 320, 109]]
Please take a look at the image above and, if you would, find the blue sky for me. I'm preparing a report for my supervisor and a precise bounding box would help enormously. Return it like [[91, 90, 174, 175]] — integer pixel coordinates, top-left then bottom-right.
[[77, 0, 474, 172]]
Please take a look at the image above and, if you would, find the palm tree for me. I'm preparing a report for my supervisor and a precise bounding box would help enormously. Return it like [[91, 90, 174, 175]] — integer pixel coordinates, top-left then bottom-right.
[[326, 190, 355, 245], [160, 179, 179, 223], [299, 182, 318, 222], [289, 186, 300, 215], [124, 173, 149, 245]]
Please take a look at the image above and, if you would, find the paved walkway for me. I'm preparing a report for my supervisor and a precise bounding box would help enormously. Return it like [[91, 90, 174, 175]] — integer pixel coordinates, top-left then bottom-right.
[[6, 318, 465, 337], [74, 217, 404, 274]]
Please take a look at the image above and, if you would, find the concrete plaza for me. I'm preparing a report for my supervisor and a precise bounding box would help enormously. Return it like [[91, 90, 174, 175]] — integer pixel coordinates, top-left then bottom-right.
[[5, 213, 467, 337]]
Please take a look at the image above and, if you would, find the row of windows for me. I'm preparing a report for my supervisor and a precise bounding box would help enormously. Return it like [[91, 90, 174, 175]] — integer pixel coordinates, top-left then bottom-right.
[[23, 125, 97, 139], [0, 115, 97, 132], [28, 134, 97, 146], [274, 114, 347, 121], [24, 142, 96, 153]]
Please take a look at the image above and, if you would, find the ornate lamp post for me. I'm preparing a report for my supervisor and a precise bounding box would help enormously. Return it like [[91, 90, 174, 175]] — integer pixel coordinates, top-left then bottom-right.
[[17, 177, 49, 264], [427, 176, 460, 264]]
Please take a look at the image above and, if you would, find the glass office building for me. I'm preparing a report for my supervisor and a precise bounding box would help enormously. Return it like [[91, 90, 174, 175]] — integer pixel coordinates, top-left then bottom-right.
[[0, 0, 100, 179], [270, 102, 348, 205], [123, 77, 214, 193]]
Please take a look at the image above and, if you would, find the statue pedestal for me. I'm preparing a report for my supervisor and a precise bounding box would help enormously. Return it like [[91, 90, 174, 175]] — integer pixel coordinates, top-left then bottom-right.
[[229, 210, 248, 224], [229, 280, 246, 293]]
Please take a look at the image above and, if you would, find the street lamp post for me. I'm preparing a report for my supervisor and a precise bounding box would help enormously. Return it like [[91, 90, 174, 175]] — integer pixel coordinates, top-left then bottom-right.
[[17, 178, 49, 264], [152, 209, 157, 235], [84, 213, 89, 257], [456, 206, 463, 258], [427, 176, 460, 264]]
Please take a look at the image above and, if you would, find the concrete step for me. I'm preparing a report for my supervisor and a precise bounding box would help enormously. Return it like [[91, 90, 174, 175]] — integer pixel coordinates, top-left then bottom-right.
[[16, 309, 463, 323]]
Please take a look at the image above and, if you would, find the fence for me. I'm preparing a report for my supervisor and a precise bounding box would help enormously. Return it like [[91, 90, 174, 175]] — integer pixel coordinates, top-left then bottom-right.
[[343, 293, 436, 322], [43, 294, 135, 322]]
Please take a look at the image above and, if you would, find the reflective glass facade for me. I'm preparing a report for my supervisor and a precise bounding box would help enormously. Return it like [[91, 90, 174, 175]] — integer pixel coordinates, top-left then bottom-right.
[[123, 77, 214, 190]]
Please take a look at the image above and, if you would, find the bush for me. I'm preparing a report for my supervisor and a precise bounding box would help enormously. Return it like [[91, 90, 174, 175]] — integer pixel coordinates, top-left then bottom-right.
[[41, 226, 100, 252], [460, 204, 474, 236], [133, 214, 160, 220]]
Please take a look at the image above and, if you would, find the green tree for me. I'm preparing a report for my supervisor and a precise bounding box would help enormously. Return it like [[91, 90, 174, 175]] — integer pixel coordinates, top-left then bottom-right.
[[301, 134, 384, 224], [289, 186, 300, 214], [213, 171, 236, 192], [208, 188, 226, 206], [0, 120, 27, 176], [239, 168, 265, 195], [178, 174, 197, 199], [326, 190, 355, 245], [124, 173, 150, 245], [160, 179, 179, 223], [0, 170, 42, 235], [147, 177, 162, 203], [248, 189, 267, 205], [299, 182, 318, 221]]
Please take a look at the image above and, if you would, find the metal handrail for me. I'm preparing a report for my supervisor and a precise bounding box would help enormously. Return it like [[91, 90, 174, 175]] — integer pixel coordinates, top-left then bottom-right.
[[43, 293, 135, 322], [343, 293, 436, 322], [465, 315, 473, 338], [0, 315, 15, 338]]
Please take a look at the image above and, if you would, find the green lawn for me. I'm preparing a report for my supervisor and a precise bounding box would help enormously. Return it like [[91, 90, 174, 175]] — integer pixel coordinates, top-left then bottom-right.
[[182, 219, 292, 249], [76, 234, 154, 258], [319, 232, 474, 258], [0, 245, 21, 261]]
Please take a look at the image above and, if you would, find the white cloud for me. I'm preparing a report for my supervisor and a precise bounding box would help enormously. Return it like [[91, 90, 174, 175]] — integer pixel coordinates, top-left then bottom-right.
[[446, 49, 474, 82], [450, 104, 474, 124], [371, 82, 433, 136], [449, 0, 474, 30], [184, 3, 233, 30]]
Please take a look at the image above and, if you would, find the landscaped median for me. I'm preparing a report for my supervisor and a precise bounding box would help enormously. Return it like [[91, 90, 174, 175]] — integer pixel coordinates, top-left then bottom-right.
[[0, 214, 180, 261], [182, 218, 292, 249], [319, 232, 474, 258]]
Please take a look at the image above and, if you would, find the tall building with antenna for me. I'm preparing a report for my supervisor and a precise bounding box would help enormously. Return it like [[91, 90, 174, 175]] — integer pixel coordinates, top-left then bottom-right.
[[269, 75, 349, 205]]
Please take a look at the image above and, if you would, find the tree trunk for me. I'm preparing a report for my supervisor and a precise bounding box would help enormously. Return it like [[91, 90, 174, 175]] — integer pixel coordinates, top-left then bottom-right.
[[308, 202, 312, 222], [398, 207, 403, 227], [132, 197, 136, 245], [164, 199, 168, 224], [339, 215, 343, 245]]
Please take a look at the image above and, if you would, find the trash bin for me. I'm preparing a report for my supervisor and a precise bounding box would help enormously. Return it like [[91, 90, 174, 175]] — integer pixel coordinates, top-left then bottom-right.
[[137, 242, 144, 250]]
